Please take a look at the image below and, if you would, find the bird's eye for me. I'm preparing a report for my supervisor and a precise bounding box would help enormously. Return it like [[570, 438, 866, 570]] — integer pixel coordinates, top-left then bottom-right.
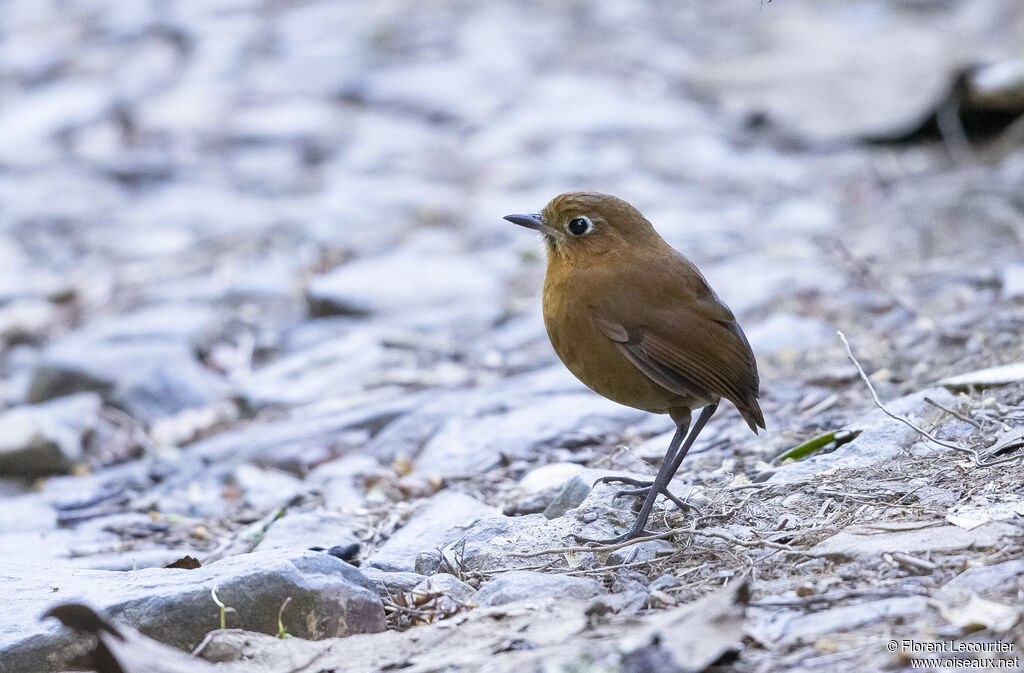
[[567, 216, 592, 236]]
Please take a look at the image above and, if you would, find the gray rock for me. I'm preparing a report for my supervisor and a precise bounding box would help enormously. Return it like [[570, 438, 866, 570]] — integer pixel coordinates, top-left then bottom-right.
[[255, 510, 360, 552], [939, 362, 1024, 389], [543, 475, 592, 519], [0, 393, 102, 474], [235, 329, 403, 409], [767, 388, 957, 484], [306, 248, 505, 317], [413, 573, 477, 614], [440, 498, 629, 574], [607, 540, 675, 566], [29, 340, 225, 422], [749, 596, 929, 645], [1001, 260, 1024, 300], [936, 559, 1024, 599], [0, 493, 57, 534], [229, 464, 304, 510], [26, 304, 226, 421], [358, 567, 428, 598], [415, 550, 443, 575], [0, 299, 58, 346], [414, 392, 647, 479], [620, 581, 749, 670], [809, 521, 1018, 561], [0, 550, 385, 673], [365, 366, 590, 464], [111, 356, 227, 422], [308, 452, 387, 512], [366, 491, 498, 572], [474, 570, 603, 606], [44, 602, 221, 673]]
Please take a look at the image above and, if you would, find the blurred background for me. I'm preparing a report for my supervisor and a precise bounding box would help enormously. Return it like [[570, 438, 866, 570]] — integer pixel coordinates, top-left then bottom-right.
[[0, 0, 1023, 556], [2, 1, 1024, 668]]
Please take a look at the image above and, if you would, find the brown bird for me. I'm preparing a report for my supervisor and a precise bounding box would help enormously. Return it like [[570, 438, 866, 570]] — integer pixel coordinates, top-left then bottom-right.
[[505, 192, 764, 543]]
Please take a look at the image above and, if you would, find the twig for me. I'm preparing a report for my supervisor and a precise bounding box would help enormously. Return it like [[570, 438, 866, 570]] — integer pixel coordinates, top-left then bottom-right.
[[508, 527, 822, 559], [924, 396, 982, 430], [507, 529, 683, 557], [887, 552, 938, 572], [837, 331, 1022, 468]]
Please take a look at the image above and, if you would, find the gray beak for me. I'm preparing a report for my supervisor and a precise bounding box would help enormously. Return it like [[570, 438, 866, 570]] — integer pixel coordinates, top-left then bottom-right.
[[504, 213, 553, 236]]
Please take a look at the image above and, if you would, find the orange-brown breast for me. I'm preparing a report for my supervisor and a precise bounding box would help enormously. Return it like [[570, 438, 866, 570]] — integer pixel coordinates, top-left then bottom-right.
[[541, 253, 698, 415]]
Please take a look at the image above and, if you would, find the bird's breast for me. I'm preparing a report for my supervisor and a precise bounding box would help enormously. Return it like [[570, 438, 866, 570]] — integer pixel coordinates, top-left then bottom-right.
[[541, 268, 687, 414]]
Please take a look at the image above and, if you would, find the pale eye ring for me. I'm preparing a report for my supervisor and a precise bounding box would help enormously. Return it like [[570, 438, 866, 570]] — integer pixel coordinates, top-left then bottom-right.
[[567, 216, 592, 236]]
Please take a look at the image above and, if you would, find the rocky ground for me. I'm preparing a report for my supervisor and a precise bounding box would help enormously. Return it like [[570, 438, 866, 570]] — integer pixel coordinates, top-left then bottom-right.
[[1, 1, 1024, 672]]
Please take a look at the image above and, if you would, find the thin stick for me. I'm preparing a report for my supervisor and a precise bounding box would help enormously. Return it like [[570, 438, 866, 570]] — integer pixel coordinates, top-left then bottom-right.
[[923, 396, 982, 430], [837, 331, 1021, 468], [508, 527, 820, 559], [507, 529, 682, 557]]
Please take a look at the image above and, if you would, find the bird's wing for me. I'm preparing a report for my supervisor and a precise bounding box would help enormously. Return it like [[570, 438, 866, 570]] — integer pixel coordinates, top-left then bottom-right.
[[588, 256, 764, 430]]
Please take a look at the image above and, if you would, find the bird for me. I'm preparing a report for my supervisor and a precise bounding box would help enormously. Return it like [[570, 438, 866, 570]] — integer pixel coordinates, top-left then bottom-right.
[[505, 192, 764, 544]]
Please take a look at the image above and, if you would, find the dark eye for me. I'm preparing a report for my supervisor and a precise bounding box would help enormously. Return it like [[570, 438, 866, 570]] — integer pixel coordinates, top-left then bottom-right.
[[567, 216, 592, 236]]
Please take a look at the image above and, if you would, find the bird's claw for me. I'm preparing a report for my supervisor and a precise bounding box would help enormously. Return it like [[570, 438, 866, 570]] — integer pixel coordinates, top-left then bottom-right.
[[593, 475, 653, 488], [605, 483, 696, 512]]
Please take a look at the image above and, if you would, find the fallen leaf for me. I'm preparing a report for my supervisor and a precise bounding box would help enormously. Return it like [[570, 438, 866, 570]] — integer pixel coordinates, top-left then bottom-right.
[[44, 603, 220, 673]]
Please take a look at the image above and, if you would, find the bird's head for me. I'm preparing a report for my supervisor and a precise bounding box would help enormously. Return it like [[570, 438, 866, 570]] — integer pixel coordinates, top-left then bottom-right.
[[504, 192, 661, 263]]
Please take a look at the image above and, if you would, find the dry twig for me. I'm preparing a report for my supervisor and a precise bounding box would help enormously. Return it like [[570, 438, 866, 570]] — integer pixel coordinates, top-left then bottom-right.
[[508, 526, 823, 559], [838, 331, 1022, 468]]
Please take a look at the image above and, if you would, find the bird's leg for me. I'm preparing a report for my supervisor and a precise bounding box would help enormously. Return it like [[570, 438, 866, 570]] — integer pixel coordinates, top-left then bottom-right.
[[575, 404, 717, 545], [597, 404, 719, 510]]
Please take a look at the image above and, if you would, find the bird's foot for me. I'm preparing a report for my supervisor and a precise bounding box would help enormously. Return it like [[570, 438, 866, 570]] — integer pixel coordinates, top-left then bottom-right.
[[572, 528, 657, 546], [593, 476, 696, 512]]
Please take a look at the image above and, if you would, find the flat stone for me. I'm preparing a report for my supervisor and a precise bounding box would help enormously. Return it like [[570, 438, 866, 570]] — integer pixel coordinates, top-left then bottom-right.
[[255, 510, 360, 552], [1001, 260, 1024, 300], [0, 492, 57, 534], [29, 340, 225, 422], [366, 491, 498, 572], [749, 596, 929, 645], [365, 366, 590, 463], [359, 567, 428, 598], [0, 299, 59, 345], [234, 329, 403, 409], [808, 521, 1018, 561], [690, 5, 952, 143], [26, 304, 227, 421], [619, 580, 749, 671], [474, 570, 603, 606], [936, 560, 1024, 599], [229, 464, 304, 510], [306, 248, 505, 317], [0, 393, 102, 475], [543, 475, 592, 519], [412, 573, 477, 615], [308, 453, 387, 512], [940, 362, 1024, 389], [440, 496, 629, 574], [607, 540, 675, 566], [414, 392, 647, 479], [767, 388, 956, 484], [0, 550, 385, 673]]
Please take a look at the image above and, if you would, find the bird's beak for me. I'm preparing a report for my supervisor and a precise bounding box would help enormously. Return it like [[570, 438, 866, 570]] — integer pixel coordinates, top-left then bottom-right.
[[503, 213, 555, 236]]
